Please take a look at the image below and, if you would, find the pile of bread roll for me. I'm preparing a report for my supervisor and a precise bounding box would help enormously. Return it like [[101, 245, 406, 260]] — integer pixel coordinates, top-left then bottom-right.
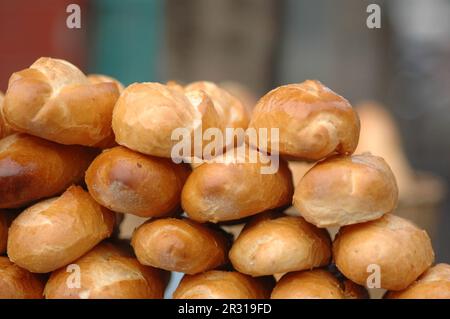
[[0, 57, 448, 299]]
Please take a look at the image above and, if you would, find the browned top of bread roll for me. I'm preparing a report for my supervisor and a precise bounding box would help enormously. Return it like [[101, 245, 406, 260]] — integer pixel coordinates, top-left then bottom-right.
[[333, 214, 434, 291], [86, 146, 190, 217], [87, 74, 124, 92], [0, 133, 97, 209], [229, 212, 331, 276], [0, 212, 8, 254], [293, 153, 398, 227], [131, 218, 229, 274], [173, 271, 274, 299], [248, 80, 360, 160], [3, 57, 120, 146], [7, 186, 115, 273], [385, 263, 450, 299], [44, 242, 169, 299], [0, 257, 44, 299]]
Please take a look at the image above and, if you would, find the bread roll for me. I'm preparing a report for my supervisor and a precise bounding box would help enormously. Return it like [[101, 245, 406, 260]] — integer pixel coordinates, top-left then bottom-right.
[[44, 242, 169, 299], [182, 145, 294, 222], [87, 74, 124, 92], [248, 80, 360, 160], [343, 279, 370, 299], [0, 257, 44, 299], [3, 57, 120, 146], [229, 212, 331, 276], [293, 153, 398, 227], [7, 186, 115, 273], [0, 212, 8, 254], [0, 91, 15, 139], [86, 146, 190, 217], [0, 133, 96, 209], [132, 218, 229, 274], [385, 263, 450, 299], [173, 271, 274, 299], [333, 214, 434, 291]]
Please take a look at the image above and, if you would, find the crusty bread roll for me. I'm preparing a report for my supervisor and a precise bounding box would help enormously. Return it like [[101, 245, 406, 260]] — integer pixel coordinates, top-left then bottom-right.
[[385, 263, 450, 299], [86, 146, 190, 217], [293, 153, 398, 227], [0, 91, 15, 139], [44, 242, 169, 299], [0, 257, 44, 299], [0, 133, 96, 209], [0, 212, 8, 254], [131, 218, 229, 274], [3, 57, 120, 146], [173, 271, 274, 299], [333, 214, 434, 291], [87, 74, 124, 92], [248, 80, 360, 160], [182, 145, 294, 222], [7, 186, 115, 273], [229, 212, 331, 276]]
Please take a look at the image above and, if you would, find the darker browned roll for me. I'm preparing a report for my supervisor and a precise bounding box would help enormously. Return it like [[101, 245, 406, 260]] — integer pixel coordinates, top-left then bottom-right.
[[0, 257, 44, 299]]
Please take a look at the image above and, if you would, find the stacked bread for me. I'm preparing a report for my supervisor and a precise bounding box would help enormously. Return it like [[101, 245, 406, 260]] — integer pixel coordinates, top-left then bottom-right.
[[0, 57, 448, 299]]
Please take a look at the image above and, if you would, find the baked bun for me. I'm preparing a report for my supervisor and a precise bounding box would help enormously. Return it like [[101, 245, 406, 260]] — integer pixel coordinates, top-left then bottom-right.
[[44, 242, 169, 299], [7, 186, 115, 273], [181, 145, 294, 222], [173, 271, 274, 299], [131, 218, 229, 274], [3, 57, 120, 146], [0, 91, 15, 139], [86, 146, 190, 217], [333, 214, 434, 291], [0, 212, 8, 254], [0, 133, 96, 209], [0, 257, 44, 299], [293, 153, 398, 227], [87, 74, 124, 92], [385, 263, 450, 299], [248, 80, 360, 160], [229, 212, 331, 276]]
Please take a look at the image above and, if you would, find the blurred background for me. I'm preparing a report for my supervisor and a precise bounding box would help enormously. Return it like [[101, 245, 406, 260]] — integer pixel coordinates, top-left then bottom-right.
[[0, 0, 449, 290]]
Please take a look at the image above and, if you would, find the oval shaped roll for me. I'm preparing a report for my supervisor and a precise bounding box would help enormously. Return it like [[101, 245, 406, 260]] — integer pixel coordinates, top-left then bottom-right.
[[293, 153, 398, 227], [248, 80, 360, 160], [0, 257, 44, 299], [333, 214, 434, 291], [132, 218, 229, 274], [173, 271, 274, 299], [7, 186, 115, 273], [229, 212, 331, 276], [182, 145, 294, 222], [44, 242, 169, 299], [0, 133, 96, 209], [86, 146, 190, 217], [385, 263, 450, 299]]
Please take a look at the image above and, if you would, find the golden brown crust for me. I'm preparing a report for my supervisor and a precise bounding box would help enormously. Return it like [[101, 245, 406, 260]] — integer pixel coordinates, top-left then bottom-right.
[[333, 214, 435, 291], [173, 271, 273, 299], [44, 242, 169, 299], [181, 146, 294, 222], [3, 57, 120, 146], [385, 263, 450, 299], [131, 218, 229, 274], [0, 213, 8, 254], [86, 146, 190, 217], [87, 74, 124, 92], [0, 257, 44, 299], [7, 186, 115, 273], [248, 80, 360, 160], [0, 133, 97, 209], [229, 212, 331, 276], [0, 91, 15, 139], [293, 153, 398, 227]]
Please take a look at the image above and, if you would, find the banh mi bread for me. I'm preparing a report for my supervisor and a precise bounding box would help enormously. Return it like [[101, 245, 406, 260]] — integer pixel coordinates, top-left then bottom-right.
[[293, 153, 398, 227], [3, 57, 120, 146], [248, 80, 360, 161], [0, 257, 44, 299], [181, 144, 294, 223], [0, 133, 97, 209], [173, 271, 274, 299], [0, 212, 8, 254], [44, 242, 169, 299], [131, 218, 230, 274], [86, 146, 190, 217], [384, 263, 450, 299], [229, 212, 331, 276], [333, 214, 435, 291], [7, 186, 115, 273]]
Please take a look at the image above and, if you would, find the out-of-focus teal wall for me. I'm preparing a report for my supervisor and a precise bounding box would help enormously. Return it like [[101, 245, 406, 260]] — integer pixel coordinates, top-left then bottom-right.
[[88, 0, 164, 85]]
